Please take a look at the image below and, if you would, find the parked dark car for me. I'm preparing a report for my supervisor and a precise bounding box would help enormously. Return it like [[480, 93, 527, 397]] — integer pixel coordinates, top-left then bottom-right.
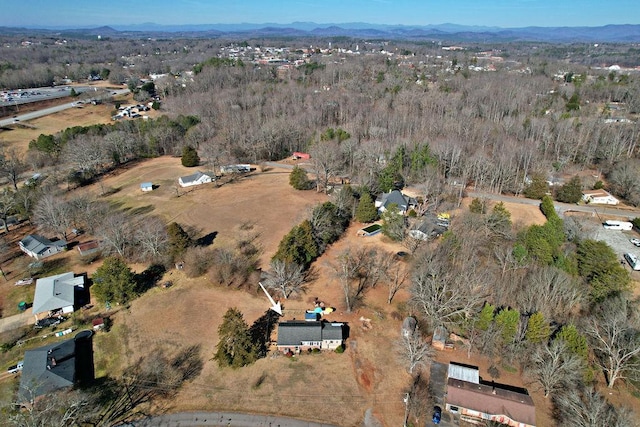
[[34, 316, 64, 329], [432, 406, 442, 424]]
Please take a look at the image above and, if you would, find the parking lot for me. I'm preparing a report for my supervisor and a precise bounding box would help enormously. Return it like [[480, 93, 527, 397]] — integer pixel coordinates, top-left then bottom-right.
[[590, 221, 640, 269]]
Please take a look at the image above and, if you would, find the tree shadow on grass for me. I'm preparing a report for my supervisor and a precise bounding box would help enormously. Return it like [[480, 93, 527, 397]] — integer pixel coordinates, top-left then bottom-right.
[[249, 310, 281, 357], [196, 231, 217, 246], [123, 205, 155, 216], [134, 264, 166, 294]]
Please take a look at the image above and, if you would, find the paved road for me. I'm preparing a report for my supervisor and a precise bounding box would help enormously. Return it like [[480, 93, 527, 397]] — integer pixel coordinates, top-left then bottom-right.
[[467, 190, 640, 219], [0, 88, 129, 126], [263, 162, 640, 220], [123, 411, 338, 427]]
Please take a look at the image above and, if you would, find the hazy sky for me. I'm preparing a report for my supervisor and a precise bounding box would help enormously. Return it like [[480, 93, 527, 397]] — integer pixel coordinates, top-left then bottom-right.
[[1, 0, 638, 28]]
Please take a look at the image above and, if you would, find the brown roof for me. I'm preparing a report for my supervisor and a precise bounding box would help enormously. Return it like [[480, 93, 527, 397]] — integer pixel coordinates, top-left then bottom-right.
[[447, 378, 536, 426]]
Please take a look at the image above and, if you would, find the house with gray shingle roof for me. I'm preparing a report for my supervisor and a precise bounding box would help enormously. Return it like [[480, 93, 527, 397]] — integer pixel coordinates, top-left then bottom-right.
[[276, 321, 345, 353], [375, 190, 417, 215], [19, 330, 94, 403], [19, 234, 66, 260], [178, 171, 213, 187], [32, 272, 85, 316]]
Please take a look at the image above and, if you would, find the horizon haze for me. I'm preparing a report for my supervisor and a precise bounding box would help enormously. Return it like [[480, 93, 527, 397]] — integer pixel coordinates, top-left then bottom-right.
[[2, 0, 639, 29]]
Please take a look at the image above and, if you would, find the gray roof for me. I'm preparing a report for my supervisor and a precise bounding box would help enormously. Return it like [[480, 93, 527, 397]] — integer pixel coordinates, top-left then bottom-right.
[[19, 234, 66, 255], [32, 272, 84, 314], [277, 321, 344, 346], [19, 337, 76, 401], [322, 322, 344, 340], [376, 190, 416, 212], [278, 321, 322, 346], [19, 330, 94, 402], [179, 171, 210, 184], [448, 362, 480, 384]]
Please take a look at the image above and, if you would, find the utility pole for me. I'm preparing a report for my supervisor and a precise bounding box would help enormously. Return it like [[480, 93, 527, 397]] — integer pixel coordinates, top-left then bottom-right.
[[403, 392, 409, 427]]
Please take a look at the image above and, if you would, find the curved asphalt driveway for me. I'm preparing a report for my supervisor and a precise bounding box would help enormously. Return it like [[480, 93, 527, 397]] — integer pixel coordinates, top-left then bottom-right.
[[123, 411, 338, 427]]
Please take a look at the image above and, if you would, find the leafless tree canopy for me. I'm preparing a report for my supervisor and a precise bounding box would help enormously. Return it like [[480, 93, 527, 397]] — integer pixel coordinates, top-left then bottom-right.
[[584, 297, 640, 388]]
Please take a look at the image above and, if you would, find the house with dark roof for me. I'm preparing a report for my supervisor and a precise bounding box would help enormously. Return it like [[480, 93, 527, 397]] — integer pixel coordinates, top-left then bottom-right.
[[19, 330, 94, 403], [19, 234, 66, 260], [445, 363, 536, 427], [178, 171, 213, 187], [276, 321, 345, 353], [32, 272, 85, 316], [375, 190, 417, 215]]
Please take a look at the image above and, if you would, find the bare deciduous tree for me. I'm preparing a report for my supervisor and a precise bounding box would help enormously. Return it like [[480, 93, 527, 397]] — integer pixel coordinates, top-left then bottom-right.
[[134, 216, 168, 261], [261, 259, 308, 299], [410, 249, 488, 329], [309, 139, 343, 193], [8, 386, 90, 427], [585, 297, 640, 388], [0, 147, 27, 191], [332, 247, 391, 311], [527, 340, 584, 398], [553, 387, 628, 427], [518, 266, 583, 322], [98, 210, 133, 257], [387, 262, 409, 304], [397, 327, 433, 374], [33, 193, 72, 240]]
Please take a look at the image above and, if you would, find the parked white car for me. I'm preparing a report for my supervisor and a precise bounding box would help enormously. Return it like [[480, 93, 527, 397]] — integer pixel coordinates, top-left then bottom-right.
[[630, 238, 640, 247]]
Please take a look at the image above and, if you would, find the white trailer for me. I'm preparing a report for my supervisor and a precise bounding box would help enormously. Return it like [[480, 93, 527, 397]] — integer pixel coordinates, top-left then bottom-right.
[[603, 220, 633, 231]]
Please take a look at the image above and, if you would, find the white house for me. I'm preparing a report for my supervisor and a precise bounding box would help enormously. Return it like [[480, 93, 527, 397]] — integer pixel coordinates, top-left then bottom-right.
[[582, 189, 619, 205], [19, 235, 66, 260], [178, 171, 213, 188]]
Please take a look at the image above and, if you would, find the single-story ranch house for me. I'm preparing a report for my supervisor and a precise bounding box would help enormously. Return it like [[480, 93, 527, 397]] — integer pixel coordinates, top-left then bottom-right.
[[32, 272, 86, 317], [178, 171, 213, 187], [19, 330, 94, 403], [582, 189, 619, 205], [19, 234, 66, 260], [445, 362, 536, 427], [276, 320, 345, 353]]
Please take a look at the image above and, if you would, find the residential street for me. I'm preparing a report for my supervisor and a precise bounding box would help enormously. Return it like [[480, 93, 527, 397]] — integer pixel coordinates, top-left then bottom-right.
[[122, 412, 338, 427]]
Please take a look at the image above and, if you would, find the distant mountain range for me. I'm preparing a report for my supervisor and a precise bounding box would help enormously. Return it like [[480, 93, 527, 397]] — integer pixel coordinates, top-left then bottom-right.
[[2, 22, 640, 42]]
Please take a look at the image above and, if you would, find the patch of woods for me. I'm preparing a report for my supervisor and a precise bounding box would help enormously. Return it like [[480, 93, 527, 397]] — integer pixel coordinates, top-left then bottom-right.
[[402, 195, 639, 425]]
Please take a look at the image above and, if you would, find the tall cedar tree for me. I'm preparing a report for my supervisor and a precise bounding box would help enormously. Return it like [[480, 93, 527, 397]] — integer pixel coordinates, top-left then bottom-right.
[[556, 175, 583, 204], [524, 174, 549, 200], [91, 256, 137, 304], [214, 308, 258, 368], [181, 145, 200, 167], [355, 192, 378, 223], [272, 220, 318, 268], [289, 165, 310, 190], [381, 203, 405, 241], [576, 239, 631, 304], [167, 222, 192, 259]]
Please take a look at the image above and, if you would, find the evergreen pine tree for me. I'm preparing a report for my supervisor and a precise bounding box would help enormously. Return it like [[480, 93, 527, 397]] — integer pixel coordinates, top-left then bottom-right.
[[214, 308, 258, 368], [355, 192, 378, 223], [181, 146, 200, 167]]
